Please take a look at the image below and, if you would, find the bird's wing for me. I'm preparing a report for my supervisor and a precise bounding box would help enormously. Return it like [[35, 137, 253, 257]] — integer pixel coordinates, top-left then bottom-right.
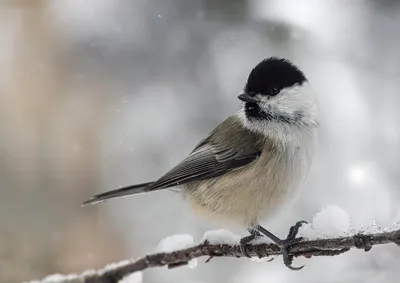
[[147, 116, 264, 191], [82, 116, 267, 206]]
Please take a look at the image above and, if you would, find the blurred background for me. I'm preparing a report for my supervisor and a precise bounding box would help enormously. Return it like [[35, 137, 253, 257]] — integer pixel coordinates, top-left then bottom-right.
[[1, 0, 400, 282]]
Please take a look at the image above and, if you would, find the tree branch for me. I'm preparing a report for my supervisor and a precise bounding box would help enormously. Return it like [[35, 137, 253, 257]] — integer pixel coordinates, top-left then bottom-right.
[[28, 229, 400, 283]]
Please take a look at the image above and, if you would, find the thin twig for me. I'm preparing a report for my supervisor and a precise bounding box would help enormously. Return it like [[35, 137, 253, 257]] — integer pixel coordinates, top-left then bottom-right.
[[28, 229, 400, 283]]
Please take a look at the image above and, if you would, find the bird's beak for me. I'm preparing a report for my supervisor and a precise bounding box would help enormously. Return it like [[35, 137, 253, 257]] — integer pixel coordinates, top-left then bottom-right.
[[238, 93, 258, 103]]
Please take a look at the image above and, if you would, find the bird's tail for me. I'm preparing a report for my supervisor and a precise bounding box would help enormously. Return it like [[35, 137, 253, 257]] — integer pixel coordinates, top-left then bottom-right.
[[82, 181, 153, 206]]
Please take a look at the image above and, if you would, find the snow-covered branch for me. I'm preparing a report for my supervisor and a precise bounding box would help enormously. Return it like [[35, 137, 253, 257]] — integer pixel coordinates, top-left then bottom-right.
[[27, 228, 400, 283], [26, 206, 400, 283]]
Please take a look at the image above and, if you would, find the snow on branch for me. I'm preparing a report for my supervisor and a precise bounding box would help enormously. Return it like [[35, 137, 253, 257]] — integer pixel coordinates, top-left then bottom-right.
[[27, 206, 400, 283]]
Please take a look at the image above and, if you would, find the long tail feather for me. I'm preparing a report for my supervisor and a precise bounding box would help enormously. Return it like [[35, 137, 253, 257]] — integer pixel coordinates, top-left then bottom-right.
[[82, 181, 153, 206]]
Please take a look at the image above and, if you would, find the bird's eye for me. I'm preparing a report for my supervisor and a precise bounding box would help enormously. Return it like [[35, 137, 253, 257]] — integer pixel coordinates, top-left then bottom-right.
[[269, 87, 280, 96]]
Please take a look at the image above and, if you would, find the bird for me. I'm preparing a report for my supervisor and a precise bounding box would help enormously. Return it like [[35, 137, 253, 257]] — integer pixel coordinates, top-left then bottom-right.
[[82, 57, 319, 270]]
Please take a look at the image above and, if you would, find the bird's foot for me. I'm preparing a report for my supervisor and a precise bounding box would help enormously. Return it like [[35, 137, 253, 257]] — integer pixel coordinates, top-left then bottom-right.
[[240, 229, 263, 257], [278, 220, 307, 270], [256, 220, 307, 271]]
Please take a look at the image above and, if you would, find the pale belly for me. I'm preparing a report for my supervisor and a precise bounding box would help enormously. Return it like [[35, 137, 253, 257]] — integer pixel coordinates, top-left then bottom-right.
[[184, 144, 312, 227]]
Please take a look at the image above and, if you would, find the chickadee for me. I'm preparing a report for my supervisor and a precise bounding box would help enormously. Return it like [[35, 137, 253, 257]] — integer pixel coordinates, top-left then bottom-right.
[[83, 57, 319, 270]]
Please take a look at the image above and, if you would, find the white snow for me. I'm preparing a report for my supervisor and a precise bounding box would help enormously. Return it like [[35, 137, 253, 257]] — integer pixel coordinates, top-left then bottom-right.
[[249, 234, 274, 245], [299, 205, 350, 239], [155, 234, 194, 253], [312, 205, 351, 235], [26, 274, 77, 283], [24, 262, 143, 283], [297, 205, 400, 240], [187, 258, 198, 269], [102, 259, 132, 272], [352, 220, 400, 235], [155, 234, 197, 269], [201, 229, 275, 261], [201, 229, 241, 245]]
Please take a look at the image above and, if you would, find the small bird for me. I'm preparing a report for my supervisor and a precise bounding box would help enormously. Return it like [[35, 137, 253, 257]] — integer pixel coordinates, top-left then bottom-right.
[[83, 57, 319, 270]]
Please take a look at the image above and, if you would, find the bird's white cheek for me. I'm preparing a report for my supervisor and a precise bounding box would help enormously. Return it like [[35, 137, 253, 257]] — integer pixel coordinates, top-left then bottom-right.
[[268, 95, 301, 115]]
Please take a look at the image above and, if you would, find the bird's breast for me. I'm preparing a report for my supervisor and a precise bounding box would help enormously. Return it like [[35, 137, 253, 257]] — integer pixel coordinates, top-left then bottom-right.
[[183, 140, 313, 227]]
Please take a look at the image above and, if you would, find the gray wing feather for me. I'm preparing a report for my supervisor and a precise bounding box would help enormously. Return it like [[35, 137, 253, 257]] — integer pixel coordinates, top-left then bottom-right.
[[147, 143, 260, 191], [147, 116, 264, 191]]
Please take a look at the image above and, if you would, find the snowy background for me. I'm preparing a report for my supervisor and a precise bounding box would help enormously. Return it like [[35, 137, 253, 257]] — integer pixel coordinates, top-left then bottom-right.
[[1, 1, 400, 282]]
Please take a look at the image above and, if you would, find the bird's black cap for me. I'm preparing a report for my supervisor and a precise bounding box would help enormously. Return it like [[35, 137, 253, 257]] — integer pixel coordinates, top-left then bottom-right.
[[244, 57, 307, 96]]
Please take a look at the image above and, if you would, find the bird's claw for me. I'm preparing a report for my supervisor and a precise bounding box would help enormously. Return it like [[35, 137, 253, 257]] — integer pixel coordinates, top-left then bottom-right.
[[354, 234, 372, 252], [244, 221, 307, 270], [278, 220, 307, 270], [282, 249, 304, 270], [287, 220, 307, 241], [240, 229, 263, 258], [240, 239, 251, 258]]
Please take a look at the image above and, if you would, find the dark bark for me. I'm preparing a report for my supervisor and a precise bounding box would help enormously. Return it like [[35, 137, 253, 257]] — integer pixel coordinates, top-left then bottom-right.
[[31, 229, 400, 283]]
